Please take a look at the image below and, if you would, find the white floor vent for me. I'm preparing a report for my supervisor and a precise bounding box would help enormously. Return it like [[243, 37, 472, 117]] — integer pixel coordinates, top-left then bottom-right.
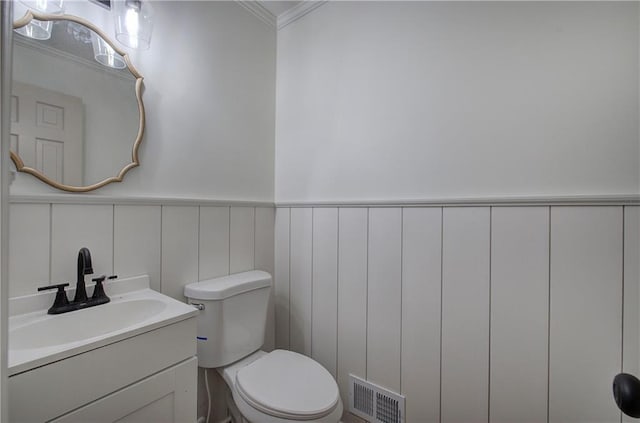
[[348, 375, 405, 423]]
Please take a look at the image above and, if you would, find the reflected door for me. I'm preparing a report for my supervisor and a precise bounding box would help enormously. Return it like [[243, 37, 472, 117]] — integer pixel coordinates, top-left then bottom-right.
[[11, 81, 83, 185]]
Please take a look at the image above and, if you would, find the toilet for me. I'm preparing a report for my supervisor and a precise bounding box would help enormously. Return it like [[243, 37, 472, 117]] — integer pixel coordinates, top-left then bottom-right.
[[184, 270, 343, 423]]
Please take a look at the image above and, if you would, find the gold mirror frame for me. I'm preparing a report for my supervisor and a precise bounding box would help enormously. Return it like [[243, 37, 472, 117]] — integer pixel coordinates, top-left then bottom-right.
[[12, 10, 145, 192]]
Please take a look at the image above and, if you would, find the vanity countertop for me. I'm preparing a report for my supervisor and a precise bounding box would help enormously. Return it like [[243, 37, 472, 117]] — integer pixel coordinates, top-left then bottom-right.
[[8, 275, 197, 375]]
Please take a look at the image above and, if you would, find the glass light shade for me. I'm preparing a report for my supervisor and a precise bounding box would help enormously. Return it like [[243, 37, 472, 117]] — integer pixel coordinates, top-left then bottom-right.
[[15, 19, 53, 40], [113, 0, 154, 50], [91, 33, 126, 69], [14, 0, 64, 40]]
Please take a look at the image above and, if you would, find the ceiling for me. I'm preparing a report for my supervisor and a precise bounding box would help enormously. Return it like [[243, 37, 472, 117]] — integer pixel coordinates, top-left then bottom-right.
[[260, 1, 303, 17]]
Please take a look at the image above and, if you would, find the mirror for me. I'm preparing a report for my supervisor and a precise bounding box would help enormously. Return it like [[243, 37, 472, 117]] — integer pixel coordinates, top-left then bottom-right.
[[11, 10, 145, 192]]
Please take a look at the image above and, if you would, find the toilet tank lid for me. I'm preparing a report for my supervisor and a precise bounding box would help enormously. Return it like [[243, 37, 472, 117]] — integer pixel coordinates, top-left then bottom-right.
[[184, 270, 271, 300]]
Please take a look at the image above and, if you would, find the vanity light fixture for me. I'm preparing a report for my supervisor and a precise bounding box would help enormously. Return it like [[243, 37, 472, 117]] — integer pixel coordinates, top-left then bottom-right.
[[113, 0, 153, 50], [14, 0, 65, 40], [91, 32, 126, 69], [65, 22, 126, 70]]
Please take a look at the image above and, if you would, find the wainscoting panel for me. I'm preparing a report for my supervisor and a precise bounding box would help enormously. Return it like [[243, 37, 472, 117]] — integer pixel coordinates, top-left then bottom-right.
[[11, 199, 635, 421], [441, 207, 490, 423], [9, 203, 50, 297], [400, 207, 442, 423], [274, 207, 291, 349], [255, 207, 275, 276], [199, 206, 230, 281], [161, 206, 199, 301], [255, 207, 275, 351], [9, 199, 275, 423], [11, 203, 275, 300], [336, 208, 368, 407], [289, 208, 313, 356], [275, 204, 633, 422], [549, 206, 622, 423], [229, 207, 255, 274], [624, 206, 640, 423], [490, 207, 549, 423], [114, 205, 162, 292], [367, 208, 402, 393], [311, 208, 338, 377]]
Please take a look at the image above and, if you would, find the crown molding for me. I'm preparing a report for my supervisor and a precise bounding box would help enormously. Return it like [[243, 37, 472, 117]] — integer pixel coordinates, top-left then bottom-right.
[[236, 1, 327, 31], [277, 1, 327, 30], [236, 1, 277, 29]]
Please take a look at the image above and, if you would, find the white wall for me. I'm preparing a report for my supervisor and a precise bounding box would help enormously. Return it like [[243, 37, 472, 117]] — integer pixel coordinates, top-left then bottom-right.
[[11, 0, 276, 201], [275, 2, 639, 202]]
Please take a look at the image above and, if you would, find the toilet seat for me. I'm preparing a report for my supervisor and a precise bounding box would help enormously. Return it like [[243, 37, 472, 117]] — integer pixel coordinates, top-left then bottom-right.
[[235, 350, 340, 420]]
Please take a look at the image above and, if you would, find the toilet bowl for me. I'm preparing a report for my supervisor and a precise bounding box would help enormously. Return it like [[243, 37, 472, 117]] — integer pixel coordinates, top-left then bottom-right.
[[219, 350, 343, 423], [184, 271, 343, 423]]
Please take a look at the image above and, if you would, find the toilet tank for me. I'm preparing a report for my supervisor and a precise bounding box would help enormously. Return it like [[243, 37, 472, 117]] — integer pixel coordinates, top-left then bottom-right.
[[184, 270, 271, 368]]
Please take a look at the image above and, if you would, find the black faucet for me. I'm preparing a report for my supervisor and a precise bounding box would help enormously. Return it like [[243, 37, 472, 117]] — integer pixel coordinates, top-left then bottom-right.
[[37, 247, 111, 314], [74, 247, 93, 303]]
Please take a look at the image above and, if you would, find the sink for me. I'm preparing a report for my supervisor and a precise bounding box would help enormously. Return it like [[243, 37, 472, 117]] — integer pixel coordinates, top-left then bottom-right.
[[11, 299, 167, 350], [8, 275, 197, 375]]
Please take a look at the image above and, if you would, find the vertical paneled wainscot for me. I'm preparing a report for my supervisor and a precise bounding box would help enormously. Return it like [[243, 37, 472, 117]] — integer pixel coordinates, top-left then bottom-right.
[[9, 199, 275, 423], [10, 201, 274, 302], [275, 204, 637, 423]]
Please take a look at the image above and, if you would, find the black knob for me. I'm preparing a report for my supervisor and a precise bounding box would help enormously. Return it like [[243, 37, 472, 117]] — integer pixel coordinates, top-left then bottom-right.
[[614, 373, 640, 418]]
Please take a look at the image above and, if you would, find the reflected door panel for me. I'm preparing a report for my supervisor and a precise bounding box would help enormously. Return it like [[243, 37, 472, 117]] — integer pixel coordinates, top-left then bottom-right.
[[11, 81, 83, 185], [36, 139, 63, 183]]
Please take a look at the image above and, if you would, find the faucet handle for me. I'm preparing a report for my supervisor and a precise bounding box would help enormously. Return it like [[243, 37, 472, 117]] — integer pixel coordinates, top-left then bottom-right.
[[91, 275, 106, 284], [38, 283, 70, 314], [91, 275, 110, 304], [37, 282, 69, 292]]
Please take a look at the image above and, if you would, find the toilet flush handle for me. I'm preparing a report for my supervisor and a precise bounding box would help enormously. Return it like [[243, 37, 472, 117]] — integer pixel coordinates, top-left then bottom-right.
[[190, 302, 205, 311]]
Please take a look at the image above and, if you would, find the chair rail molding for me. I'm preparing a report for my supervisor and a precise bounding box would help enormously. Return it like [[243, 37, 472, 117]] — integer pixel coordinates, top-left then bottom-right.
[[275, 194, 640, 208]]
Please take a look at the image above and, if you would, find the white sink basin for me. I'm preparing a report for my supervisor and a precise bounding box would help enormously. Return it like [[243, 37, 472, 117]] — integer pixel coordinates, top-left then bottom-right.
[[11, 299, 167, 350], [8, 275, 197, 375]]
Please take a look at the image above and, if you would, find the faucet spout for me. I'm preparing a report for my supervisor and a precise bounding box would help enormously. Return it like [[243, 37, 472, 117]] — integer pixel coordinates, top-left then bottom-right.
[[74, 247, 94, 303]]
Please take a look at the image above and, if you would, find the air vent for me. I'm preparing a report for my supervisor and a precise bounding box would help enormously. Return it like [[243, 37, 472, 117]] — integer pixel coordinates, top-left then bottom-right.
[[349, 374, 405, 423]]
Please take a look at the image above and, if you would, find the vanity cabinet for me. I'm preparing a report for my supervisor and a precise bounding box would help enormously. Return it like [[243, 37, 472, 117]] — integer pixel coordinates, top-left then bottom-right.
[[51, 357, 197, 423], [9, 317, 197, 422]]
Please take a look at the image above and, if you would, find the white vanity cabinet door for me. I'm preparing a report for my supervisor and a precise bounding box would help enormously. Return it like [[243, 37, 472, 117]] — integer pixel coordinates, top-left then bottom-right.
[[51, 357, 197, 423]]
